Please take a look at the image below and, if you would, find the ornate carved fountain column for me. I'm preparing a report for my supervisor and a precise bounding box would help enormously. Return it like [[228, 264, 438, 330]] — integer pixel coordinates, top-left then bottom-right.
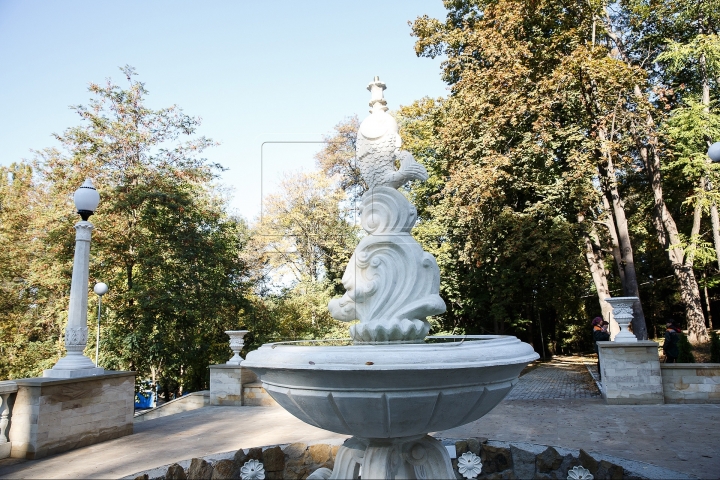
[[328, 76, 445, 344]]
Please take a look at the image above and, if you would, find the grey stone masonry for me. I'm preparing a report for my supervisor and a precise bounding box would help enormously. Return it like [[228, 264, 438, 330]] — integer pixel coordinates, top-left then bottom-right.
[[209, 364, 257, 406], [661, 364, 720, 404], [597, 341, 664, 405], [8, 371, 135, 459]]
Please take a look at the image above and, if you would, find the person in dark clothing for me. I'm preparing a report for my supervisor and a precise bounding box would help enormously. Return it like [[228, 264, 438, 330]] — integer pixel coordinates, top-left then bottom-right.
[[592, 317, 610, 379], [663, 319, 682, 363]]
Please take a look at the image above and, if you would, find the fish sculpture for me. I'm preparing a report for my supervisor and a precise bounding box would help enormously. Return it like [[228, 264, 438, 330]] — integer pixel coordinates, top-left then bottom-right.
[[329, 77, 445, 343], [356, 76, 428, 189]]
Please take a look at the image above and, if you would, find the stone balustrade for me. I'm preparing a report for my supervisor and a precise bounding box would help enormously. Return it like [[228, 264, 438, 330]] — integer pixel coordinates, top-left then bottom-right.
[[598, 341, 720, 405], [0, 380, 18, 459]]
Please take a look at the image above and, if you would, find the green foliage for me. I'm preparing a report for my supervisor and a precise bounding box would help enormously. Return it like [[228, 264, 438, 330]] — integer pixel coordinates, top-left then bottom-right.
[[678, 333, 696, 363], [1, 68, 251, 395], [244, 169, 360, 345], [710, 330, 720, 363], [0, 163, 64, 379]]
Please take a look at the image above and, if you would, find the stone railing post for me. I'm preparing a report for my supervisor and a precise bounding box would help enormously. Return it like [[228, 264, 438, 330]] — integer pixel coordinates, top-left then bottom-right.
[[0, 381, 18, 458], [225, 330, 249, 365]]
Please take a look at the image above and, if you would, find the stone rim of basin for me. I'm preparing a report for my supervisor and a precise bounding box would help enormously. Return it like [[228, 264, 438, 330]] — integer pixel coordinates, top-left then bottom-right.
[[242, 335, 539, 371]]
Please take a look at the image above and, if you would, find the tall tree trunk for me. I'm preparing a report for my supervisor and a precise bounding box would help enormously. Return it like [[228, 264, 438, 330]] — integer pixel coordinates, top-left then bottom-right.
[[702, 269, 713, 328], [601, 195, 626, 290], [580, 217, 616, 336], [596, 130, 648, 339], [711, 205, 720, 270], [631, 90, 709, 342]]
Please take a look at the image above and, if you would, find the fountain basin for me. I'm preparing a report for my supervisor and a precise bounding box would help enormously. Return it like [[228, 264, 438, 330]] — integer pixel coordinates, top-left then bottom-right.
[[242, 336, 538, 439]]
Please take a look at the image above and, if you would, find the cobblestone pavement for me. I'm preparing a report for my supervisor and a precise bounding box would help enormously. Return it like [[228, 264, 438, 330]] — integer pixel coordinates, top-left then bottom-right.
[[505, 357, 601, 400]]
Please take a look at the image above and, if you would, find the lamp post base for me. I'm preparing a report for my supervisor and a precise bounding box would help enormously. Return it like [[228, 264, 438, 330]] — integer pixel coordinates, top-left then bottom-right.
[[44, 352, 105, 378], [43, 366, 105, 378]]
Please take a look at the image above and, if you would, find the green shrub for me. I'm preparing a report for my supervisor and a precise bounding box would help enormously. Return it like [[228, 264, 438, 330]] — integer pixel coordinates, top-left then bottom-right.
[[710, 331, 720, 363], [677, 334, 695, 363]]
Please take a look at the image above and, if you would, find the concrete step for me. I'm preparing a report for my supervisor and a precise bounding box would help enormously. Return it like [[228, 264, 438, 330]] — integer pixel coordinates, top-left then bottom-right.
[[242, 382, 278, 407]]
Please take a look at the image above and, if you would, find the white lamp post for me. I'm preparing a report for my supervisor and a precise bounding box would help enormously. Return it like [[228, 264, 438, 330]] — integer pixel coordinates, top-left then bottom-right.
[[44, 179, 104, 377], [94, 282, 108, 367]]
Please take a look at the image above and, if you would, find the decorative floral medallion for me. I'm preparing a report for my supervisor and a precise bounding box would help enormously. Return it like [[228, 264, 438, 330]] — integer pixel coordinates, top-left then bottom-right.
[[567, 465, 594, 480], [457, 451, 482, 479], [240, 459, 265, 480]]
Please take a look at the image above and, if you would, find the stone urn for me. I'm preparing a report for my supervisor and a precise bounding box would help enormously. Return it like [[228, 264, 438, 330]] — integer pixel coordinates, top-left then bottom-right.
[[242, 78, 539, 479], [225, 330, 249, 365], [605, 297, 638, 342]]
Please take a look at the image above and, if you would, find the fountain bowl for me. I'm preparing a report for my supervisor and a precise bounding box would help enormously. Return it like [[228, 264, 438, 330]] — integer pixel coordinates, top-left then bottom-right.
[[242, 335, 538, 439]]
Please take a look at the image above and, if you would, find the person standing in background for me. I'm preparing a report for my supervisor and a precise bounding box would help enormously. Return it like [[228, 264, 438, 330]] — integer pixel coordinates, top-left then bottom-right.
[[592, 317, 610, 379], [663, 319, 682, 363]]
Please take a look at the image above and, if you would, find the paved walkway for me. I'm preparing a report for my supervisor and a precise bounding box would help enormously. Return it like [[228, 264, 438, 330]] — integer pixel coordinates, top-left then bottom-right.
[[1, 357, 718, 479], [505, 359, 601, 400]]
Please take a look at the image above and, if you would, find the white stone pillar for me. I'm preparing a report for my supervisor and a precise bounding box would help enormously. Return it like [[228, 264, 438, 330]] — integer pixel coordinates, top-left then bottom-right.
[[44, 221, 103, 378]]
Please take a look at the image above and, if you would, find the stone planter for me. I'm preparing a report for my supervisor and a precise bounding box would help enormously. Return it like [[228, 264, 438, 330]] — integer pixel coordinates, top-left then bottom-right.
[[225, 330, 249, 365], [605, 297, 638, 342]]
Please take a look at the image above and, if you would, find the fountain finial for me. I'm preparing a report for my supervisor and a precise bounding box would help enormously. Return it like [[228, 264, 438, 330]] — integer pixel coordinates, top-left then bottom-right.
[[367, 76, 388, 112]]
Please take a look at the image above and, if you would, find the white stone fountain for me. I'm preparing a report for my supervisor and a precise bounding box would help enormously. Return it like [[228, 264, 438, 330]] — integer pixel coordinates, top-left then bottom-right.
[[242, 77, 539, 479]]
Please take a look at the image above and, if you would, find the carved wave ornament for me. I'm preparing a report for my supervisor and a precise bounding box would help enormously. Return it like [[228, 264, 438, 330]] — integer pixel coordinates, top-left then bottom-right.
[[328, 77, 445, 344]]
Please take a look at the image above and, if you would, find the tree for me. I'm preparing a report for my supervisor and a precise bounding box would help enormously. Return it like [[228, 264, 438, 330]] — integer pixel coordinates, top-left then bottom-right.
[[316, 116, 366, 202], [31, 66, 251, 394], [600, 0, 720, 342], [0, 163, 64, 379], [252, 171, 359, 289], [246, 170, 360, 343], [410, 0, 628, 352], [410, 0, 720, 343]]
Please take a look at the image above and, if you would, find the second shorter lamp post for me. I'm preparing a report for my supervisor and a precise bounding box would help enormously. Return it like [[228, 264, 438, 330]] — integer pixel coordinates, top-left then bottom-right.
[[94, 282, 108, 368]]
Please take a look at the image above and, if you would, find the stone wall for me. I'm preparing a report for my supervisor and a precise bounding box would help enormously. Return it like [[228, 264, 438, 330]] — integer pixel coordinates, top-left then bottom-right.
[[661, 364, 720, 404], [597, 341, 664, 405], [209, 365, 257, 406], [9, 371, 135, 459], [134, 391, 209, 423]]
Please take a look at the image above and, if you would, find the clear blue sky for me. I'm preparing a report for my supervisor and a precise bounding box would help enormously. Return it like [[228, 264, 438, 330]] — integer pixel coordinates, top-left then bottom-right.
[[0, 0, 449, 221]]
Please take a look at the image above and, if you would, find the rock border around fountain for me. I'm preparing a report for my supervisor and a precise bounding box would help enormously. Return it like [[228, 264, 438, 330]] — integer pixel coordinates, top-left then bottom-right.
[[124, 438, 694, 480]]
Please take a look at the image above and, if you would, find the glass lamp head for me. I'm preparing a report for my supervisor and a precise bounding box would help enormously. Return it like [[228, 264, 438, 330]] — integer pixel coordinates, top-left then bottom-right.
[[708, 142, 720, 163], [74, 178, 100, 220], [94, 282, 108, 296]]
